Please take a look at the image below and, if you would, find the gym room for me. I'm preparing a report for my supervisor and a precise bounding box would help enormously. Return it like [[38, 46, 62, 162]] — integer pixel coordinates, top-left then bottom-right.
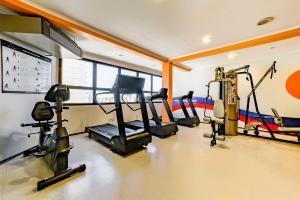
[[0, 0, 299, 199]]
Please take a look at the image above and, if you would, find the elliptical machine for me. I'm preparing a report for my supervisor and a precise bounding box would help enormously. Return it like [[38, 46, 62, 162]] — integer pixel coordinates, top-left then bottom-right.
[[0, 84, 86, 191]]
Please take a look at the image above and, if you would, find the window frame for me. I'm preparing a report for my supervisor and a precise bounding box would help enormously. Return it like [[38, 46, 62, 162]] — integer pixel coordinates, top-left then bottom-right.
[[61, 58, 162, 106]]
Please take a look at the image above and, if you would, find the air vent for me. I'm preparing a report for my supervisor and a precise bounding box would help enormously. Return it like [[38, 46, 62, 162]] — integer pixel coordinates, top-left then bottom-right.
[[0, 14, 82, 58]]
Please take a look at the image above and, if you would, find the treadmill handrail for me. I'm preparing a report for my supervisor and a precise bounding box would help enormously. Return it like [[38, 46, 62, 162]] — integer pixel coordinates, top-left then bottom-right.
[[148, 88, 168, 100], [95, 92, 118, 114], [173, 91, 193, 100], [121, 94, 141, 111]]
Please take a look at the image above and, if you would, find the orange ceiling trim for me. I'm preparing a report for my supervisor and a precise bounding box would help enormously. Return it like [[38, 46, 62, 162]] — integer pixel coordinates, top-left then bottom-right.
[[0, 0, 191, 71], [0, 0, 166, 61], [172, 63, 191, 71], [170, 27, 300, 63]]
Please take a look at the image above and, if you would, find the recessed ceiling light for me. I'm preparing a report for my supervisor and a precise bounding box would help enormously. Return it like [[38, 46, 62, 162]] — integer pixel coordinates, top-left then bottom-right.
[[202, 35, 212, 44], [257, 16, 275, 26], [228, 52, 238, 60]]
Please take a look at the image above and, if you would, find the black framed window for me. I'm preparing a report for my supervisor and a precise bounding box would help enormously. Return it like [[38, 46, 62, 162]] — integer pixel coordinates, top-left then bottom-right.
[[138, 73, 151, 92], [61, 59, 163, 105], [96, 63, 119, 89], [121, 69, 137, 77], [68, 89, 94, 103], [152, 76, 162, 92], [96, 90, 115, 103], [62, 59, 94, 104], [62, 59, 93, 87]]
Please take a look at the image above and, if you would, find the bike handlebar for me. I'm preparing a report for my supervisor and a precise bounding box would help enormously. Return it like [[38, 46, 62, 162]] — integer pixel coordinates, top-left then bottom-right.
[[21, 119, 68, 127]]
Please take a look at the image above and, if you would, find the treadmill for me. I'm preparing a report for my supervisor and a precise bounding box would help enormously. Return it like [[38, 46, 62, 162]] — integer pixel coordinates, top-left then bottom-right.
[[173, 91, 200, 127], [85, 75, 152, 155], [125, 88, 178, 138]]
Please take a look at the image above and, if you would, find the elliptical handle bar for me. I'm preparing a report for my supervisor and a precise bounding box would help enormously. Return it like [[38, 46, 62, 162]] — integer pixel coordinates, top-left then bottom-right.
[[121, 94, 141, 111], [95, 92, 118, 114]]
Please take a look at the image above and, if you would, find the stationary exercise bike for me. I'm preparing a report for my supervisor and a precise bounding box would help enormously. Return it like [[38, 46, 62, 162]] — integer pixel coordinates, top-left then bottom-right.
[[0, 84, 86, 191]]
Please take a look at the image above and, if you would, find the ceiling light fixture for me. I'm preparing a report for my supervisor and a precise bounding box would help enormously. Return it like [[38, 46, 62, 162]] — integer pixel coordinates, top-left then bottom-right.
[[228, 52, 238, 60], [257, 16, 275, 26], [202, 35, 212, 44]]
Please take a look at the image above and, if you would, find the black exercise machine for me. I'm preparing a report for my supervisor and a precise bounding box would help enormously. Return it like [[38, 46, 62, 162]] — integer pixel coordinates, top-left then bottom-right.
[[125, 88, 178, 138], [173, 91, 200, 127], [85, 75, 152, 155], [242, 61, 300, 144], [0, 84, 86, 191]]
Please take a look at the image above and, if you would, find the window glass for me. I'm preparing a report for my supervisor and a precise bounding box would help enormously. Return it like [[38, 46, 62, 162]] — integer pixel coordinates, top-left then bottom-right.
[[143, 92, 152, 99], [62, 59, 93, 87], [96, 90, 115, 103], [66, 89, 93, 103], [139, 73, 151, 91], [153, 76, 162, 92], [122, 93, 137, 103], [121, 69, 137, 77], [62, 59, 161, 104], [97, 64, 118, 88]]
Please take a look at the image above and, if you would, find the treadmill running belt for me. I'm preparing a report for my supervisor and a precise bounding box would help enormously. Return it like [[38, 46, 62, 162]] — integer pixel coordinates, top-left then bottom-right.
[[126, 120, 156, 128], [87, 123, 144, 139]]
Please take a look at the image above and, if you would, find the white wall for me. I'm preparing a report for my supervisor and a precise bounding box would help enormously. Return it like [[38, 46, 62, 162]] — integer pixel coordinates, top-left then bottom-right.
[[173, 51, 300, 120], [0, 34, 57, 160]]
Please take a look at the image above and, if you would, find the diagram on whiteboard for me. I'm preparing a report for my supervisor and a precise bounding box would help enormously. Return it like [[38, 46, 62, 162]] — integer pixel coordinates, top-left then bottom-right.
[[1, 40, 52, 93]]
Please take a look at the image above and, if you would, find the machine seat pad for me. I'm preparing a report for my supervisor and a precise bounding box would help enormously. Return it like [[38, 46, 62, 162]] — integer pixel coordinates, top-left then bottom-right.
[[203, 117, 211, 123], [204, 117, 224, 124], [278, 127, 300, 132], [245, 122, 262, 130], [213, 118, 224, 124]]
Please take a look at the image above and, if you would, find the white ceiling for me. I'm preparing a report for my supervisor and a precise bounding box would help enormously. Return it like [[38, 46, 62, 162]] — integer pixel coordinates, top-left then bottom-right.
[[18, 0, 300, 70], [66, 32, 162, 70], [181, 36, 300, 69]]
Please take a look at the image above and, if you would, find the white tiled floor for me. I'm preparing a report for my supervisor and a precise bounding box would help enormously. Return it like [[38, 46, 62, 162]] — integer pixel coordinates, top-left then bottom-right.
[[1, 124, 300, 200]]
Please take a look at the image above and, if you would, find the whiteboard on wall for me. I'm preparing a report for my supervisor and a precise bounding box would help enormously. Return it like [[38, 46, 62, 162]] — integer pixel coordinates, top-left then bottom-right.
[[1, 40, 52, 93]]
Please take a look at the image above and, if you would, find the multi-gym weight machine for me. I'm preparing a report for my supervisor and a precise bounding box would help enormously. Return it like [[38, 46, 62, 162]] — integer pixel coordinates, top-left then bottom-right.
[[204, 61, 300, 145], [203, 65, 250, 146]]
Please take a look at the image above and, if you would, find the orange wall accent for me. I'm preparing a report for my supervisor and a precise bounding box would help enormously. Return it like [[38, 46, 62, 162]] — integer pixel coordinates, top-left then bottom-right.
[[286, 69, 300, 100], [171, 28, 300, 63], [162, 62, 173, 122]]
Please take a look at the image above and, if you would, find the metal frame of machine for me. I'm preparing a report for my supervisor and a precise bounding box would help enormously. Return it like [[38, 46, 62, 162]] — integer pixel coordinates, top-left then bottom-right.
[[125, 88, 178, 138], [241, 61, 300, 144], [0, 84, 86, 191], [85, 75, 152, 155], [205, 61, 300, 144], [173, 91, 200, 127]]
